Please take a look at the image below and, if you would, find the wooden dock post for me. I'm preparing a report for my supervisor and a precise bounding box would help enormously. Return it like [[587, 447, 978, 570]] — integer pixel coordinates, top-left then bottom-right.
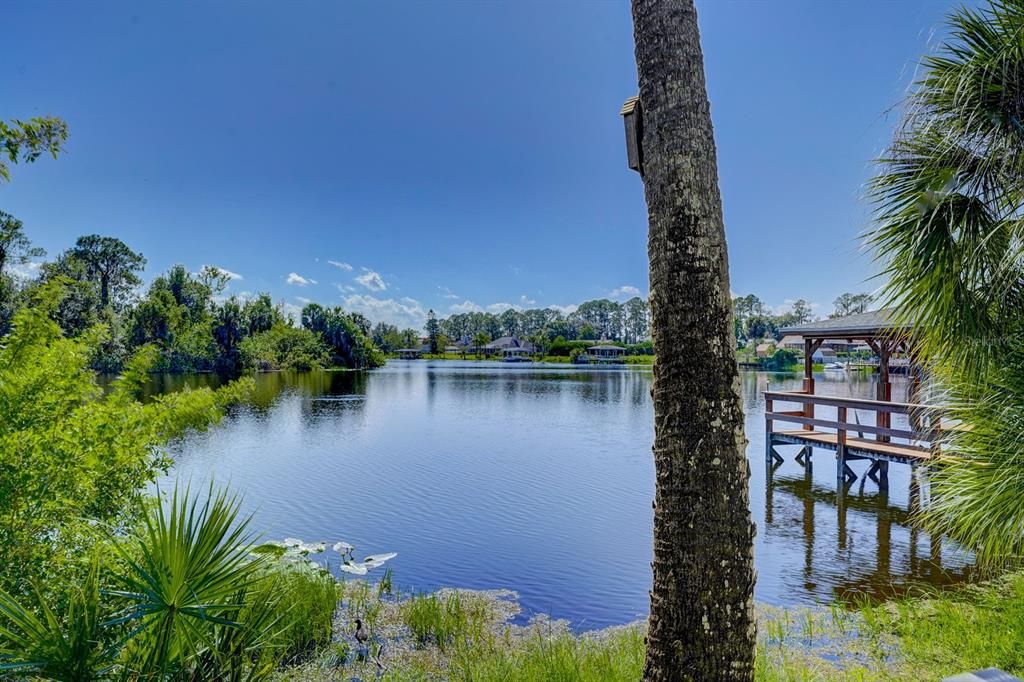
[[837, 405, 848, 487]]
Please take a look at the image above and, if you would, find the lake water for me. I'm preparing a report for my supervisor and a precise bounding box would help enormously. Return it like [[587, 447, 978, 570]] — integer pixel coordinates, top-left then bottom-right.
[[159, 362, 974, 630]]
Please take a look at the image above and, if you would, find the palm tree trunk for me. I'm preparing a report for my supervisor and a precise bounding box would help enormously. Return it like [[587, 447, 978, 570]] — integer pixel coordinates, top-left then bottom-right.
[[630, 1, 756, 679]]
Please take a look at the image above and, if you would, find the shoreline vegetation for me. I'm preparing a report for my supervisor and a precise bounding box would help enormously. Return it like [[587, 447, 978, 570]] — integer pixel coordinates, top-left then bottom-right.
[[271, 567, 1024, 681]]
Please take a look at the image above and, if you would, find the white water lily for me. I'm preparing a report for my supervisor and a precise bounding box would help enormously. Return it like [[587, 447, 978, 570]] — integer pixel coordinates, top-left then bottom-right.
[[362, 552, 397, 568], [333, 541, 355, 554], [340, 561, 368, 575], [281, 538, 326, 554]]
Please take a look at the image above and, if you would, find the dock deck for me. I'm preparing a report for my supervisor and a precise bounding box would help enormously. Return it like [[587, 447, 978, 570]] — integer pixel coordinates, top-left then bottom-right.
[[765, 390, 940, 485]]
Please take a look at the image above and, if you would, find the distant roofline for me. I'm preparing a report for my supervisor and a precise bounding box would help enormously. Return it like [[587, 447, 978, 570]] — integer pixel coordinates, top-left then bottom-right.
[[778, 308, 913, 339]]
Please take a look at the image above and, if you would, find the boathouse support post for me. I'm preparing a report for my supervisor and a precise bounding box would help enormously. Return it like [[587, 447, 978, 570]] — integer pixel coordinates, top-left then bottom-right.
[[877, 340, 892, 442], [802, 339, 822, 431], [837, 405, 848, 487]]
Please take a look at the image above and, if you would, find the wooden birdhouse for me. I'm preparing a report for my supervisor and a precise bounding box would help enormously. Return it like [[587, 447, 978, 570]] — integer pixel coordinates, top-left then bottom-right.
[[620, 95, 643, 175]]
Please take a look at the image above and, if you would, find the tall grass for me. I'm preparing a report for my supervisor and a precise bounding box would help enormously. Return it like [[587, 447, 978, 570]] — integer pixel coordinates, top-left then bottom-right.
[[446, 628, 645, 681], [399, 591, 488, 651], [251, 561, 337, 664]]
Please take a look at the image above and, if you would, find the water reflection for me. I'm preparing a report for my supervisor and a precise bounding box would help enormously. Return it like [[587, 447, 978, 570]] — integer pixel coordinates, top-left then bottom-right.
[[153, 362, 976, 628]]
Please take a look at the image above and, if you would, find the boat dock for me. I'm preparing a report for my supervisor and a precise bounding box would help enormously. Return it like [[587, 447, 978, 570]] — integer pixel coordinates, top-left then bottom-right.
[[765, 310, 939, 488]]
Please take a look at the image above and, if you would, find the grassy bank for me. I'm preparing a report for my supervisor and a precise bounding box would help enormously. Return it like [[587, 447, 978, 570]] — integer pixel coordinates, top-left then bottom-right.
[[274, 572, 1024, 681]]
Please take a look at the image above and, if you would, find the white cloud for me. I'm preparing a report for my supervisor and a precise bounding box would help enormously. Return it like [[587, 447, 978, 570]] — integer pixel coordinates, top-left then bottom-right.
[[341, 284, 357, 293], [449, 300, 483, 314], [519, 294, 537, 306], [548, 303, 579, 315], [356, 269, 387, 292], [286, 272, 317, 286], [296, 296, 313, 304], [343, 294, 426, 329], [609, 285, 641, 299], [328, 260, 353, 271], [281, 302, 305, 323], [486, 302, 522, 314], [204, 265, 243, 281], [438, 285, 460, 299], [8, 261, 41, 280]]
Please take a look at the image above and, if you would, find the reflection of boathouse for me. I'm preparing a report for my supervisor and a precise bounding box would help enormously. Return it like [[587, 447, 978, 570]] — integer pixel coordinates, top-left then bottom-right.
[[764, 461, 974, 602]]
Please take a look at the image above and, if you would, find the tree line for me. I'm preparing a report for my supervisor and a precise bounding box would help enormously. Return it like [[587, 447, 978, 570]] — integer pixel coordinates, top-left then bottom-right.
[[371, 296, 653, 355], [732, 291, 874, 343], [0, 223, 383, 373]]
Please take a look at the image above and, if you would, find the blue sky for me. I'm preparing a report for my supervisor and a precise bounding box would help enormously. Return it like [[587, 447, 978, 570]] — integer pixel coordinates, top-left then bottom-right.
[[3, 0, 966, 329]]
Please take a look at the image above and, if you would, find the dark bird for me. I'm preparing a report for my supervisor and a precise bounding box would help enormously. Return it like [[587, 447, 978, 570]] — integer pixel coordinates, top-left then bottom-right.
[[354, 618, 369, 646]]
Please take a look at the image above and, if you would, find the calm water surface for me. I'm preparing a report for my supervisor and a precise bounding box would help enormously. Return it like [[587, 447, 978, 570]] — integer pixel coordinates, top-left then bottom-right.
[[159, 362, 973, 630]]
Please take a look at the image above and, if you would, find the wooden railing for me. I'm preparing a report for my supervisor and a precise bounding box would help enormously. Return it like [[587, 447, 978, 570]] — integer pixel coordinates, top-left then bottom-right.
[[764, 391, 939, 445]]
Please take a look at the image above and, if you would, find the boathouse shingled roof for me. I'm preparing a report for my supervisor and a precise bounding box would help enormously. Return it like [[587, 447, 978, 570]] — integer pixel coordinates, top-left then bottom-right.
[[777, 308, 911, 339]]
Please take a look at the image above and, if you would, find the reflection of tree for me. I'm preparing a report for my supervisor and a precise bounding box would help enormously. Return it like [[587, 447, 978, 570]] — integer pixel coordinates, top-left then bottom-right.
[[765, 465, 976, 602]]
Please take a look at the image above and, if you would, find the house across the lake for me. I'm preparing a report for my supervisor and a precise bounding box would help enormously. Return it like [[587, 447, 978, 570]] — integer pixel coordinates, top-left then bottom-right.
[[483, 336, 536, 356], [587, 344, 626, 364], [501, 347, 532, 362], [396, 348, 422, 359]]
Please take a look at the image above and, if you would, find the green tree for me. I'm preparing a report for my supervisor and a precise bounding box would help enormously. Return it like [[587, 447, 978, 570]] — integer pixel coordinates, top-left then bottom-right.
[[213, 298, 245, 373], [426, 309, 441, 353], [830, 292, 873, 318], [300, 303, 384, 369], [371, 322, 402, 353], [242, 293, 279, 336], [400, 328, 419, 348], [0, 211, 44, 274], [623, 296, 650, 344], [0, 116, 68, 183], [67, 235, 146, 308], [498, 308, 521, 337], [631, 0, 755, 677], [472, 331, 490, 358], [868, 0, 1024, 565]]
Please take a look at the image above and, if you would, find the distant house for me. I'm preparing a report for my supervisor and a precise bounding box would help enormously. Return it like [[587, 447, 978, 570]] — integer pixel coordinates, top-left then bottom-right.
[[396, 348, 422, 359], [811, 348, 837, 364], [587, 344, 626, 363], [778, 335, 804, 351], [755, 342, 775, 358], [483, 336, 535, 356], [501, 347, 532, 362]]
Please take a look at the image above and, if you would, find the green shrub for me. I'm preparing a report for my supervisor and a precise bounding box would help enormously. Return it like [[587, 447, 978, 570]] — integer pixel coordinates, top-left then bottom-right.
[[0, 284, 250, 596], [0, 484, 293, 681], [239, 323, 331, 371]]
